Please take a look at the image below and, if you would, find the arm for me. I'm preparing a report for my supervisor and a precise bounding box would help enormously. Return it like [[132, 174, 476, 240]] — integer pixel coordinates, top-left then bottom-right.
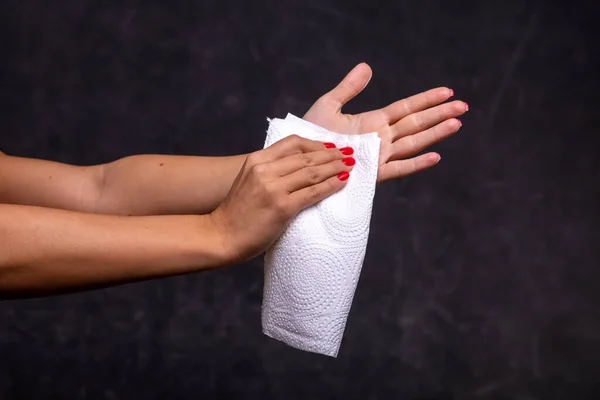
[[0, 136, 352, 298], [0, 64, 466, 215], [0, 203, 224, 299], [0, 152, 105, 213], [94, 65, 469, 214], [0, 151, 248, 216], [96, 153, 248, 215]]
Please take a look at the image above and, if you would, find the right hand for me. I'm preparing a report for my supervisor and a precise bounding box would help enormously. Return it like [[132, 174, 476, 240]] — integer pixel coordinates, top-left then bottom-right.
[[209, 134, 355, 264]]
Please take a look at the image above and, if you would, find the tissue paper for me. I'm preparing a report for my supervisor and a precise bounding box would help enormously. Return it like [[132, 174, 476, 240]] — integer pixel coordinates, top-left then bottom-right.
[[261, 113, 380, 357]]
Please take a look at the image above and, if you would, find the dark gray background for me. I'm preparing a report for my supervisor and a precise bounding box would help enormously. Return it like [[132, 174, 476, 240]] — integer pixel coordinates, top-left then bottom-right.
[[1, 0, 598, 398]]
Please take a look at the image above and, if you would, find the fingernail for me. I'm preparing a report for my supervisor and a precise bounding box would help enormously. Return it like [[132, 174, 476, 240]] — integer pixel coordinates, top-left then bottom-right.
[[458, 119, 463, 128], [449, 88, 454, 97], [337, 171, 350, 181], [464, 102, 469, 111], [342, 157, 356, 166], [340, 147, 354, 155], [324, 142, 336, 148]]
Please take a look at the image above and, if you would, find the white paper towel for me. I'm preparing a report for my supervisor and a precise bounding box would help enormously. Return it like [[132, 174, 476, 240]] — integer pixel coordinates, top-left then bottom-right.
[[261, 113, 380, 357]]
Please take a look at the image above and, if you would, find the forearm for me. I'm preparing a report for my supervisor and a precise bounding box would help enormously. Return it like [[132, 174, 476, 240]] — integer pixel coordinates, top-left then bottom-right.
[[97, 154, 248, 216], [0, 153, 102, 213], [0, 204, 225, 299]]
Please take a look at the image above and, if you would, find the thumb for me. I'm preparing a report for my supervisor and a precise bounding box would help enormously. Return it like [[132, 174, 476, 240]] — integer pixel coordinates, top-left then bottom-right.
[[325, 62, 373, 110]]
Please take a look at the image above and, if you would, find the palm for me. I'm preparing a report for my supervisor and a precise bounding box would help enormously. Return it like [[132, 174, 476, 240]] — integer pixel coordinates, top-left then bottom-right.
[[303, 63, 468, 183]]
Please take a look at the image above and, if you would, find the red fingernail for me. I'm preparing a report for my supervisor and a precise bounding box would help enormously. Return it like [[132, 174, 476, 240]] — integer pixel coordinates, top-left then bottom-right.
[[324, 142, 336, 148], [337, 171, 350, 181], [464, 102, 469, 111], [340, 147, 354, 155], [342, 157, 356, 166]]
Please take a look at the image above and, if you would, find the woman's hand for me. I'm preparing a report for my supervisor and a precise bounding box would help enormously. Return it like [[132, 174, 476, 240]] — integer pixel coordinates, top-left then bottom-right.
[[303, 63, 469, 183], [210, 135, 355, 264]]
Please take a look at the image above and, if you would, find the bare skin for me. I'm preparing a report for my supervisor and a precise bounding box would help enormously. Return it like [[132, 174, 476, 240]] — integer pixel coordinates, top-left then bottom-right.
[[0, 63, 467, 298], [0, 136, 352, 299], [304, 63, 467, 182]]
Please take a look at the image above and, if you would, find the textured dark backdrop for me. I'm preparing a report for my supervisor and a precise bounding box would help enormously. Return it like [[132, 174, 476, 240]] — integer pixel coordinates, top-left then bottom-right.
[[1, 0, 598, 399]]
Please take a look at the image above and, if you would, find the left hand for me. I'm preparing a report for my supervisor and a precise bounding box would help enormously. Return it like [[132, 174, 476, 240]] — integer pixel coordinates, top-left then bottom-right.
[[303, 63, 469, 183]]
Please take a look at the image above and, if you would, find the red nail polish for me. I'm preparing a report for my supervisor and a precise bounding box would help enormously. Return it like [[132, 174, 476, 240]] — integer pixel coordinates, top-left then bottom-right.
[[340, 147, 354, 155], [324, 142, 336, 148], [464, 102, 469, 111], [337, 171, 350, 181], [342, 157, 356, 166]]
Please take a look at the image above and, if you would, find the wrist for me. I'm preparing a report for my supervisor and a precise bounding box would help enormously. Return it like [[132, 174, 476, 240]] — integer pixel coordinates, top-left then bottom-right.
[[200, 210, 240, 267]]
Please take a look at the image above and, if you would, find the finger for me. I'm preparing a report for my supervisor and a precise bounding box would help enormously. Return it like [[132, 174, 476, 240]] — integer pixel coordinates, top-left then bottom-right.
[[320, 63, 373, 110], [377, 152, 441, 183], [390, 118, 462, 160], [261, 134, 329, 162], [268, 147, 347, 177], [381, 87, 454, 124], [391, 100, 468, 140], [289, 173, 349, 211], [283, 157, 355, 192]]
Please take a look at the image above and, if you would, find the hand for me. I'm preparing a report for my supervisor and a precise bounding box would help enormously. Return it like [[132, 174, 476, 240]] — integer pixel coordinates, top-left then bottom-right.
[[303, 63, 469, 183], [210, 135, 355, 263]]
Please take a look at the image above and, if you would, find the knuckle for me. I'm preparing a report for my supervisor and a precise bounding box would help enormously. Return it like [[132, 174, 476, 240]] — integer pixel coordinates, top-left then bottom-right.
[[411, 113, 423, 128], [410, 135, 420, 151], [286, 134, 302, 146], [251, 163, 268, 178], [298, 152, 313, 165], [395, 162, 405, 178], [342, 78, 358, 91], [429, 125, 441, 141], [325, 178, 338, 193], [272, 195, 291, 215], [263, 181, 278, 196], [402, 100, 413, 116], [304, 166, 320, 182], [245, 153, 259, 166], [307, 185, 321, 200]]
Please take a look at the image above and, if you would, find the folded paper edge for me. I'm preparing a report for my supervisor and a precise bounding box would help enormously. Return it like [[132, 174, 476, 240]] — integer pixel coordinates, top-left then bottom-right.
[[263, 326, 340, 358]]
